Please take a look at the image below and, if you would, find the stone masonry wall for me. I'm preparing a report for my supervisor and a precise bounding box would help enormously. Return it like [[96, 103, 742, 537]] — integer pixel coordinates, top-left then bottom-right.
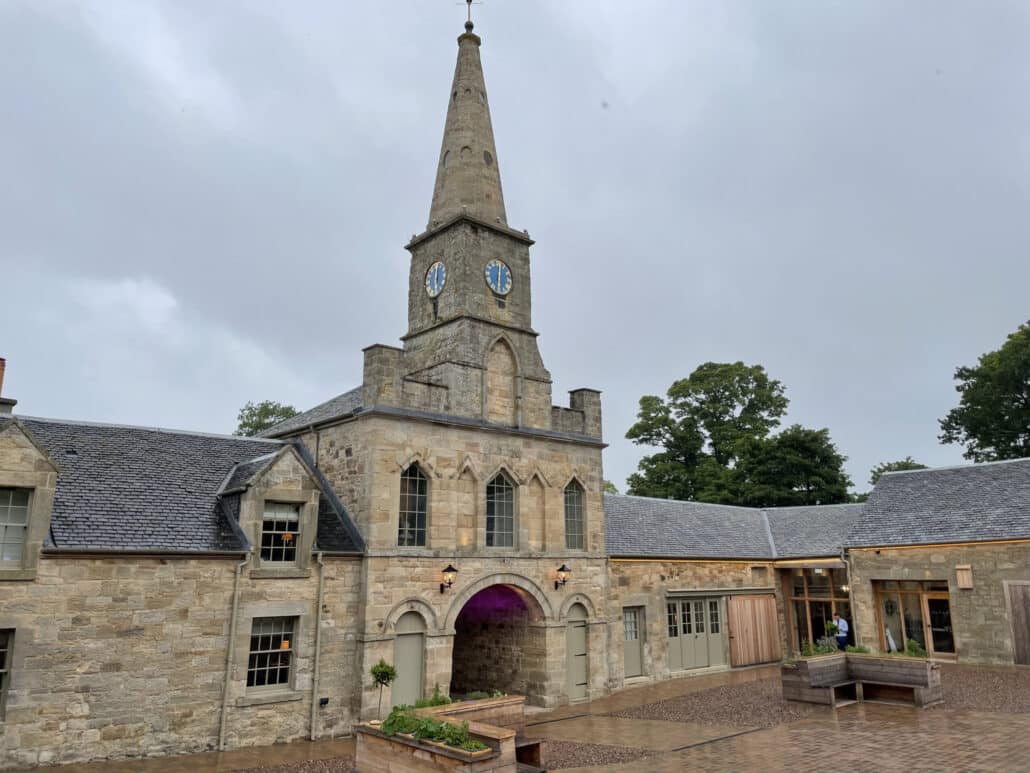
[[848, 542, 1030, 664], [0, 556, 361, 769], [607, 559, 780, 687]]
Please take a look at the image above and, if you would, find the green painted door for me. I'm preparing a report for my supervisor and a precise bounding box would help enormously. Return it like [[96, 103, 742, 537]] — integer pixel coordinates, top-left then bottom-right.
[[623, 607, 643, 678], [392, 612, 425, 708], [567, 603, 588, 701], [668, 598, 726, 671], [666, 602, 683, 671], [706, 598, 727, 667]]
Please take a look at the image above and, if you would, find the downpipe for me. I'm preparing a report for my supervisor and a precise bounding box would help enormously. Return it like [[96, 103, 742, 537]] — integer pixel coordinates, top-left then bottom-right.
[[310, 551, 326, 740], [218, 552, 250, 751]]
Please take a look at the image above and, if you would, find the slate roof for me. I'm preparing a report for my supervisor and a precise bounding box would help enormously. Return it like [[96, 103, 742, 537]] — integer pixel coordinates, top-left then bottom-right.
[[262, 387, 362, 438], [766, 504, 864, 558], [3, 416, 363, 554], [604, 494, 774, 559], [847, 458, 1030, 548]]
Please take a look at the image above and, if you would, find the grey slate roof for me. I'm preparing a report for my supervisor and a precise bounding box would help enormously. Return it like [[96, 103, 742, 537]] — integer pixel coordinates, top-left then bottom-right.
[[847, 458, 1030, 548], [766, 504, 863, 558], [604, 494, 774, 559], [4, 416, 363, 555], [262, 387, 362, 438]]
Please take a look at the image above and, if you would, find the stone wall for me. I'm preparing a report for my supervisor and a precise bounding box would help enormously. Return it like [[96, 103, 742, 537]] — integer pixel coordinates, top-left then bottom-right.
[[607, 559, 780, 687], [0, 555, 362, 769], [848, 542, 1030, 664]]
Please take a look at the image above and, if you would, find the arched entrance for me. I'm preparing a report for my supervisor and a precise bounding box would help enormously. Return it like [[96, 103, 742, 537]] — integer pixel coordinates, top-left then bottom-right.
[[392, 611, 426, 707], [566, 603, 589, 701], [450, 584, 546, 704]]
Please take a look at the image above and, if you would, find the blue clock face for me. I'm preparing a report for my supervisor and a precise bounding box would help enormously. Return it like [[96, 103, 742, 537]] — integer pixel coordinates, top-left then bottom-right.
[[484, 259, 513, 296], [425, 261, 447, 298]]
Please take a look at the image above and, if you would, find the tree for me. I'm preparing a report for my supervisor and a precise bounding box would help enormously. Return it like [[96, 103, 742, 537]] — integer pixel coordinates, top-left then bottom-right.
[[602, 480, 619, 494], [626, 362, 788, 500], [235, 400, 298, 437], [869, 457, 928, 486], [939, 321, 1030, 462], [370, 658, 397, 719], [733, 425, 852, 507]]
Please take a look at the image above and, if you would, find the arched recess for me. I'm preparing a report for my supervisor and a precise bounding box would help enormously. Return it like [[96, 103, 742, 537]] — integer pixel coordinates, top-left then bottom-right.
[[444, 573, 554, 632], [560, 593, 597, 621], [484, 336, 519, 426], [449, 580, 550, 704], [386, 598, 440, 633], [393, 611, 427, 708]]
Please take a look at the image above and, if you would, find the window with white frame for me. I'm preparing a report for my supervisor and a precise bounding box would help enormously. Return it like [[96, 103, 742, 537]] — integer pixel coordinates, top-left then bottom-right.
[[398, 465, 428, 547], [261, 502, 300, 563], [0, 488, 29, 563], [486, 472, 515, 547], [247, 617, 295, 689], [564, 481, 585, 550]]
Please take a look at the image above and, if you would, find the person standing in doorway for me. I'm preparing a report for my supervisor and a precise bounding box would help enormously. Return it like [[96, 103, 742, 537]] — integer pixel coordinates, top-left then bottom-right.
[[832, 613, 849, 651]]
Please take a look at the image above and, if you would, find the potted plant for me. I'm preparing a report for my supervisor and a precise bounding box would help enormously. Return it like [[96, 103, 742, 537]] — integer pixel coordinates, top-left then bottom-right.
[[370, 659, 398, 720]]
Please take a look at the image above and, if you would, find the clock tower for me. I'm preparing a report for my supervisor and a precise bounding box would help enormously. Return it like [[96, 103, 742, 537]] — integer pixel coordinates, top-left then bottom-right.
[[359, 20, 591, 433]]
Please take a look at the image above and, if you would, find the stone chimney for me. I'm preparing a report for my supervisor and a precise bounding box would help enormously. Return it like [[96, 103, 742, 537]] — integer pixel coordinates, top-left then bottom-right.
[[0, 358, 17, 415]]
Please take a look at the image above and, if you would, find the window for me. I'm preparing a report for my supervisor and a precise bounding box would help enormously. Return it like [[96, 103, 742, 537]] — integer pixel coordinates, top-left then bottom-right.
[[564, 481, 585, 550], [0, 630, 11, 716], [398, 465, 428, 547], [261, 503, 300, 563], [623, 608, 639, 641], [486, 473, 514, 547], [666, 603, 678, 638], [789, 568, 851, 649], [708, 600, 721, 634], [247, 617, 295, 688], [0, 488, 29, 563]]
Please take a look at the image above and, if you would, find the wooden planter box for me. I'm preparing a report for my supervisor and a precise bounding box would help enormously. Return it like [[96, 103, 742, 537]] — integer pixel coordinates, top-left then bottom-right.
[[781, 653, 942, 709]]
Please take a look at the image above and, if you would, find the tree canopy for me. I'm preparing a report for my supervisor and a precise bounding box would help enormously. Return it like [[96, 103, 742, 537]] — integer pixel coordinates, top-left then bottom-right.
[[869, 457, 927, 486], [235, 400, 298, 437], [626, 362, 851, 507], [939, 321, 1030, 462]]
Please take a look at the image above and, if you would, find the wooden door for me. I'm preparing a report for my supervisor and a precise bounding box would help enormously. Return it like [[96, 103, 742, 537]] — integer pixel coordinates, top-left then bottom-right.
[[1009, 584, 1030, 665], [566, 603, 589, 701], [689, 600, 710, 669], [922, 593, 955, 656], [706, 598, 727, 667], [728, 594, 781, 667], [666, 602, 683, 671], [622, 607, 644, 678], [393, 612, 425, 707]]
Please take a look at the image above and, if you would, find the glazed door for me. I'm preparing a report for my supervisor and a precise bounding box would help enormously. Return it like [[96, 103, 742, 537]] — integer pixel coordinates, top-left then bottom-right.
[[923, 594, 955, 656], [706, 598, 727, 667], [623, 607, 644, 678], [667, 599, 726, 671]]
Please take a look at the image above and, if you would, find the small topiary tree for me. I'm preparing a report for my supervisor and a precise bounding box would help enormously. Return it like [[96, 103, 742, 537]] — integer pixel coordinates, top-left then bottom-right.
[[371, 659, 398, 720]]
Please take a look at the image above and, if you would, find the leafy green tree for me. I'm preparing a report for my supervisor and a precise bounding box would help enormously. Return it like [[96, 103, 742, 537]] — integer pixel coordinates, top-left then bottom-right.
[[733, 425, 852, 507], [234, 400, 298, 437], [869, 457, 928, 486], [370, 659, 397, 719], [602, 480, 619, 494], [939, 321, 1030, 461], [626, 362, 788, 500]]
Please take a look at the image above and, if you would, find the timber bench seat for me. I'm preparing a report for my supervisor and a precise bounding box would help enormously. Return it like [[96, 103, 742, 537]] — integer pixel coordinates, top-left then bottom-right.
[[515, 735, 546, 772], [856, 679, 942, 707], [782, 653, 943, 709]]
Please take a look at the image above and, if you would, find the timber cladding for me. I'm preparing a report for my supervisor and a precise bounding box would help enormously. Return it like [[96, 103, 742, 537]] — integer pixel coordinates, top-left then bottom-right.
[[727, 594, 781, 666]]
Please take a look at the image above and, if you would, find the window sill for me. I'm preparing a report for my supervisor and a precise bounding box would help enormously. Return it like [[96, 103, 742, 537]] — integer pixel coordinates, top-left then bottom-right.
[[0, 568, 37, 582], [250, 568, 312, 580], [237, 691, 303, 707]]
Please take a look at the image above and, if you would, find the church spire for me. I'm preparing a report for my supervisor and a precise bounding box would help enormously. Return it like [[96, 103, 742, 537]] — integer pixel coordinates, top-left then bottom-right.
[[428, 19, 507, 228]]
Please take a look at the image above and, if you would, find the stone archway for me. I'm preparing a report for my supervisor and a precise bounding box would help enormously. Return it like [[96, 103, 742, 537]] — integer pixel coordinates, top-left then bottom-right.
[[450, 584, 547, 704]]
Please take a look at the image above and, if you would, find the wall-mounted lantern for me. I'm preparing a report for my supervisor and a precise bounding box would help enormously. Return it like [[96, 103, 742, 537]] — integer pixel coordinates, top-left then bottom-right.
[[440, 564, 458, 594], [841, 584, 851, 594], [554, 564, 570, 590]]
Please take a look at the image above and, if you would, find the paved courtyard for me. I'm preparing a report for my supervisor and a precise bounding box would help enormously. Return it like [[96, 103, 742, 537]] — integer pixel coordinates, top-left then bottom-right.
[[24, 663, 1030, 773]]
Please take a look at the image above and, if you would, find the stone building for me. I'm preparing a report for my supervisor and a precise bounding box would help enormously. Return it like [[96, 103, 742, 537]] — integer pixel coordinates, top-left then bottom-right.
[[1, 15, 1029, 772]]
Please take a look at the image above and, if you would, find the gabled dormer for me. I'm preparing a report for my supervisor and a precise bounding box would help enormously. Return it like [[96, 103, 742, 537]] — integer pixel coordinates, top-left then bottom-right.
[[0, 418, 58, 581]]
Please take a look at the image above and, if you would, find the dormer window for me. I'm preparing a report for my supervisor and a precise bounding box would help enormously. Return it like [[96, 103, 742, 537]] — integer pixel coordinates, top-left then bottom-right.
[[261, 503, 300, 563], [0, 488, 29, 563]]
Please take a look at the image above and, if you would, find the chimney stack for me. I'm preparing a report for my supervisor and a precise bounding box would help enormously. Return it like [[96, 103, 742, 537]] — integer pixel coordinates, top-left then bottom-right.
[[0, 358, 17, 416]]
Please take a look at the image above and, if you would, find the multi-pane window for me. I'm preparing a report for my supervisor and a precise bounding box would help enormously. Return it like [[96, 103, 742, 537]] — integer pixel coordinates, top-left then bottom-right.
[[486, 473, 515, 547], [247, 617, 295, 689], [623, 608, 639, 641], [564, 481, 585, 550], [708, 600, 721, 634], [0, 488, 29, 563], [398, 465, 428, 547], [261, 503, 299, 563], [666, 603, 678, 638], [0, 630, 11, 714]]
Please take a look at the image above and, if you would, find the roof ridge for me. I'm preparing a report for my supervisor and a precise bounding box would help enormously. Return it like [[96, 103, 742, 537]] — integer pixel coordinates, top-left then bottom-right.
[[880, 457, 1030, 477], [763, 503, 864, 511], [19, 414, 283, 444]]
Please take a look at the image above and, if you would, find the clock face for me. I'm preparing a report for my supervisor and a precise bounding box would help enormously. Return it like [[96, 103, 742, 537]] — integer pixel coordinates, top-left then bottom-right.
[[425, 261, 447, 298], [484, 259, 513, 296]]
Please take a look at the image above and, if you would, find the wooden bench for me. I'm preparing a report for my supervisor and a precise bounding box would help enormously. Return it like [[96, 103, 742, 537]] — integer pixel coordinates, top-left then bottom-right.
[[856, 680, 942, 708], [515, 735, 546, 772]]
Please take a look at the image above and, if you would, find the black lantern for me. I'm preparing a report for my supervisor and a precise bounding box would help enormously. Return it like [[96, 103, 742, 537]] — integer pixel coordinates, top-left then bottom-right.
[[440, 564, 458, 594], [554, 564, 570, 590]]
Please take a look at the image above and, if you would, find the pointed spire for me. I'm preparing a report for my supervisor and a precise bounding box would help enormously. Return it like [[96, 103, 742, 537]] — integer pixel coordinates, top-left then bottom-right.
[[428, 24, 507, 228]]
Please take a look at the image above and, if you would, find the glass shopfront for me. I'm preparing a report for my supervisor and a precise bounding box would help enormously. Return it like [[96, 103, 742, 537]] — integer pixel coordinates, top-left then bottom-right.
[[788, 568, 852, 650], [874, 580, 955, 657]]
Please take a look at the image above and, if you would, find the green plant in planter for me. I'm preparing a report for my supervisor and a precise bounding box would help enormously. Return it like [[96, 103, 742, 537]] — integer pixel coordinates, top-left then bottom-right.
[[380, 707, 487, 753], [905, 639, 928, 658], [414, 684, 453, 708], [370, 659, 398, 720], [825, 622, 840, 636], [800, 640, 815, 657], [845, 644, 870, 653]]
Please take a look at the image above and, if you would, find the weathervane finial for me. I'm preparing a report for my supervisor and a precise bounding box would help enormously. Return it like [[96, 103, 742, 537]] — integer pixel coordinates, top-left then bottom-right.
[[464, 0, 478, 32]]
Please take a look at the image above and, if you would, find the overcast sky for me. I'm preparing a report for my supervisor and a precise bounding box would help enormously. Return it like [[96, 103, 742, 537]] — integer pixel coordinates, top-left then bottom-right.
[[2, 1, 1028, 494]]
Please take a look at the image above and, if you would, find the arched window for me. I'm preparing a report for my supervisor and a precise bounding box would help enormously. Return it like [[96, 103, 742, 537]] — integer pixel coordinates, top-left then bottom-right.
[[486, 472, 515, 547], [564, 481, 585, 550], [398, 465, 428, 547]]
